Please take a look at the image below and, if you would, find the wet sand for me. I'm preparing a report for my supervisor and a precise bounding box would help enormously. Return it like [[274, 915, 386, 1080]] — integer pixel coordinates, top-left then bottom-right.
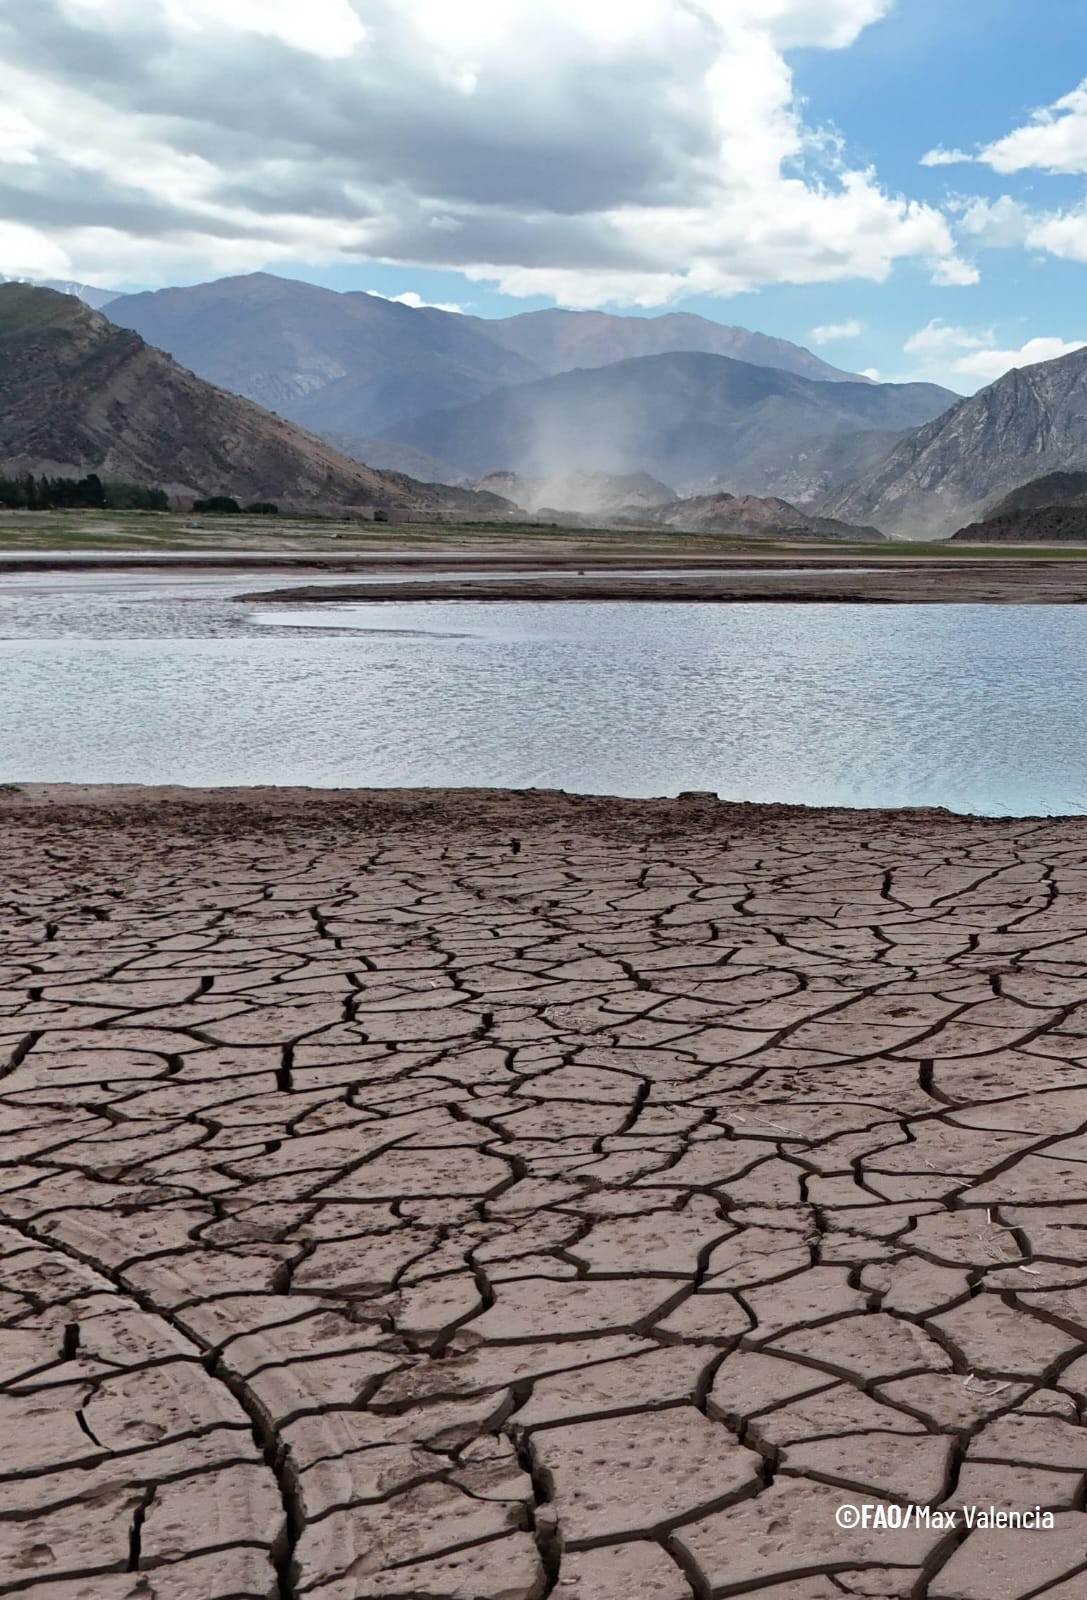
[[4, 544, 1087, 604], [239, 558, 1087, 604], [7, 548, 1087, 606], [3, 785, 1087, 1597]]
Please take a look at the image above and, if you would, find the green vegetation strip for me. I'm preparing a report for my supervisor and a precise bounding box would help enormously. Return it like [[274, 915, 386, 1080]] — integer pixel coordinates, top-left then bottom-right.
[[2, 508, 1087, 559]]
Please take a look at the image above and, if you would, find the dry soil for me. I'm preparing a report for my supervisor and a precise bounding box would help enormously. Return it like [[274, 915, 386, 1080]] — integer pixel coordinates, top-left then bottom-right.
[[2, 787, 1087, 1598]]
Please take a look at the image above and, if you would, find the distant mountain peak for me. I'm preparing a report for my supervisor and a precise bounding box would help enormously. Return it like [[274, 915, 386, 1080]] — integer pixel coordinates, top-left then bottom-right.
[[462, 303, 871, 385]]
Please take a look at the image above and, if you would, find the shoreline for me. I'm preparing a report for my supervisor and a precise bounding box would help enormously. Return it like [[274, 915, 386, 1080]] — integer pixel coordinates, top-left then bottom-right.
[[0, 782, 1074, 828], [236, 561, 1087, 604], [7, 546, 1087, 600]]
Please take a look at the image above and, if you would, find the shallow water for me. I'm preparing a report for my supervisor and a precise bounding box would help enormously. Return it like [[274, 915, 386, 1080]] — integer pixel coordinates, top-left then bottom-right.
[[2, 573, 1085, 814]]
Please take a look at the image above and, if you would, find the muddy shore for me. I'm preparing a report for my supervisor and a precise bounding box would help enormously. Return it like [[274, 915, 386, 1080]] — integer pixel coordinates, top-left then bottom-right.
[[0, 782, 1050, 832], [0, 549, 1060, 575], [6, 548, 1087, 607], [3, 784, 1087, 1595], [239, 558, 1087, 604]]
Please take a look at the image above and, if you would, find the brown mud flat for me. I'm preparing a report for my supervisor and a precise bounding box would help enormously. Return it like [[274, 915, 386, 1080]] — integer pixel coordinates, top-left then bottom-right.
[[0, 552, 842, 576], [240, 559, 1087, 605], [0, 551, 918, 577], [4, 785, 1087, 1598]]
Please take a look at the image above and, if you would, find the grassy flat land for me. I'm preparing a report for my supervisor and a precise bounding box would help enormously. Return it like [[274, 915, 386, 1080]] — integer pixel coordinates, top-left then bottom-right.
[[2, 507, 1087, 559]]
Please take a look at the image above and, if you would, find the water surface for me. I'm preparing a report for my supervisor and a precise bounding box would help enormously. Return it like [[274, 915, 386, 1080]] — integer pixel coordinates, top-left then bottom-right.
[[1, 573, 1083, 814]]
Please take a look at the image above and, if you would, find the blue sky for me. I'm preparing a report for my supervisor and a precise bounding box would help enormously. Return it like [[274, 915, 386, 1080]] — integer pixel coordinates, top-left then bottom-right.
[[6, 1, 1087, 392]]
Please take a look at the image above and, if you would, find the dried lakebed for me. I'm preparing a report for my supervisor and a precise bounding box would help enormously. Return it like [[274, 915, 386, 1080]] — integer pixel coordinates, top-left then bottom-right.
[[5, 788, 1087, 1598]]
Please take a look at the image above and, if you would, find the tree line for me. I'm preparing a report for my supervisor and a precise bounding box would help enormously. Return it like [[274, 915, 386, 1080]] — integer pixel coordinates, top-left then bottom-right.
[[0, 473, 169, 511], [0, 476, 281, 515], [192, 497, 278, 514]]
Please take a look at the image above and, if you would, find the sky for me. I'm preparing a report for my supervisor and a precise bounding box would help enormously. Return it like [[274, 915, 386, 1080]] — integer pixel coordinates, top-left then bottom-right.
[[3, 0, 1087, 392]]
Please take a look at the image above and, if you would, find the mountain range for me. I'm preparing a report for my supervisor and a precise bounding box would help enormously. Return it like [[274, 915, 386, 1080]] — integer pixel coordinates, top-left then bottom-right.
[[107, 274, 538, 437], [104, 272, 870, 440], [12, 268, 1087, 540], [377, 351, 955, 487], [0, 284, 510, 515]]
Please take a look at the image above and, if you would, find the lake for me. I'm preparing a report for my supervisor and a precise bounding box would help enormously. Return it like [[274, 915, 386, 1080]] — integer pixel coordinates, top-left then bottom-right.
[[2, 570, 1085, 815]]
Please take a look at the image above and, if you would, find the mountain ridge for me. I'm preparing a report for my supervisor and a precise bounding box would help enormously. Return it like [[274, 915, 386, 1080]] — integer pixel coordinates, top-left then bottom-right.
[[822, 346, 1087, 536], [377, 350, 957, 488], [985, 470, 1087, 517], [106, 273, 540, 437], [0, 283, 512, 515], [103, 271, 877, 443], [458, 305, 867, 385], [0, 275, 120, 311]]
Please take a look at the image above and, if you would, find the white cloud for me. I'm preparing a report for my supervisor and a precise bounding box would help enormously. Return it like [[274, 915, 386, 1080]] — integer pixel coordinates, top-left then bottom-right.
[[809, 318, 865, 343], [902, 320, 1087, 390], [0, 222, 72, 279], [978, 79, 1087, 175], [934, 82, 1087, 272], [950, 338, 1087, 385], [1026, 205, 1087, 264], [920, 147, 973, 167], [64, 0, 368, 59], [953, 195, 1034, 248], [367, 289, 464, 313], [904, 320, 991, 357], [0, 106, 44, 166], [859, 366, 880, 380], [0, 0, 966, 303], [729, 0, 891, 49], [929, 254, 980, 286]]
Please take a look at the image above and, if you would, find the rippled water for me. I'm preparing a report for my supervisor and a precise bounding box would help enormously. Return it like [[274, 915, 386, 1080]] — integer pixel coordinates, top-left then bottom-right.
[[1, 571, 1085, 814]]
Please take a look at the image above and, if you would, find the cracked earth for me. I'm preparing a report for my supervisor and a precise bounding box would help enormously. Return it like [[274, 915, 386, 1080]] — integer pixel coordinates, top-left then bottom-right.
[[4, 789, 1087, 1600]]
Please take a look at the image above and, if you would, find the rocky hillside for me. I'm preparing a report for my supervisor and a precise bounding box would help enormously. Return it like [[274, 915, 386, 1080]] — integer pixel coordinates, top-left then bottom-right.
[[984, 470, 1087, 517], [321, 432, 466, 486], [0, 284, 512, 513], [951, 506, 1087, 543], [822, 346, 1087, 536], [381, 352, 955, 486], [0, 275, 120, 310], [630, 492, 881, 539], [951, 472, 1087, 541], [699, 425, 912, 503]]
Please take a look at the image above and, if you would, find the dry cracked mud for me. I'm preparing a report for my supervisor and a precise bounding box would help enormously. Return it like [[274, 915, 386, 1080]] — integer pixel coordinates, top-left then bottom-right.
[[3, 787, 1087, 1599]]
